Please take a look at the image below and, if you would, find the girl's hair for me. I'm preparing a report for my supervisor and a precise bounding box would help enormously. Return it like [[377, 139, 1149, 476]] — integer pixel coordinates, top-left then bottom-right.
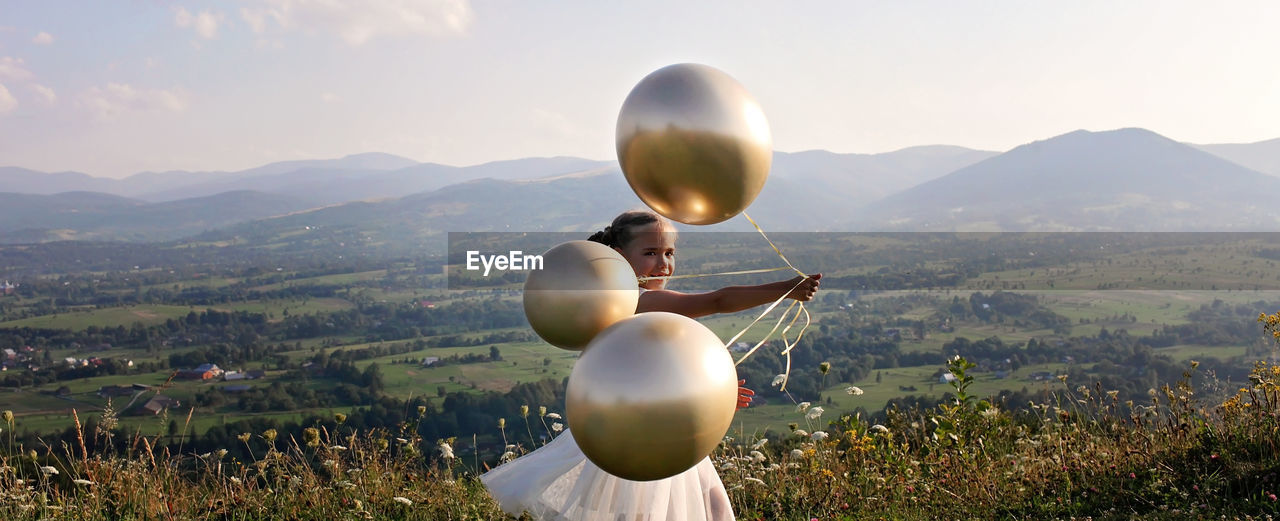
[[587, 210, 670, 248]]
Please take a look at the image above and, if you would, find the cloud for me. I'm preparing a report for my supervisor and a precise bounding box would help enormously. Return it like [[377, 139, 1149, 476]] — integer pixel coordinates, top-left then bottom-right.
[[175, 7, 223, 39], [79, 83, 189, 118], [0, 56, 34, 81], [239, 0, 473, 45], [30, 83, 56, 104], [32, 31, 54, 45], [0, 84, 16, 114]]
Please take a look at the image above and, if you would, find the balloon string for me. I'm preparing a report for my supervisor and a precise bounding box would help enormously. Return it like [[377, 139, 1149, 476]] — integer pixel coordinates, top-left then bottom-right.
[[721, 212, 815, 393]]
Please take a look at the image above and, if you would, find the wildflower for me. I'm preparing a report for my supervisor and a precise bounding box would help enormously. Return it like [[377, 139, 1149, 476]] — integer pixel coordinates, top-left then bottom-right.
[[980, 407, 1000, 419], [73, 479, 93, 486], [745, 477, 766, 486], [811, 431, 829, 442], [845, 386, 864, 396], [497, 418, 506, 429], [771, 374, 786, 387], [334, 412, 347, 424], [1056, 374, 1068, 383], [1148, 388, 1158, 397], [871, 424, 890, 435], [551, 422, 564, 432], [1106, 390, 1119, 400], [538, 406, 547, 417], [216, 448, 228, 458], [793, 429, 809, 437], [323, 459, 338, 468], [396, 437, 410, 444], [39, 466, 58, 476], [796, 402, 811, 412], [752, 438, 768, 450], [304, 427, 320, 447], [818, 362, 830, 375], [237, 432, 252, 443], [546, 412, 562, 420], [501, 451, 516, 462], [335, 480, 356, 489], [1190, 360, 1200, 370], [331, 445, 348, 451], [417, 405, 427, 416], [520, 405, 529, 418], [2, 410, 12, 424], [393, 496, 413, 506], [437, 440, 455, 459], [262, 429, 277, 443], [749, 450, 766, 463], [230, 477, 242, 484], [720, 462, 736, 471], [790, 449, 805, 459], [766, 463, 781, 471], [806, 406, 824, 420]]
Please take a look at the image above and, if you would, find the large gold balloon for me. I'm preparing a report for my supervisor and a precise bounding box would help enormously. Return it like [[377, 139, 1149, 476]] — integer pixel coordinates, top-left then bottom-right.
[[616, 63, 773, 225], [566, 312, 738, 481], [523, 241, 639, 350]]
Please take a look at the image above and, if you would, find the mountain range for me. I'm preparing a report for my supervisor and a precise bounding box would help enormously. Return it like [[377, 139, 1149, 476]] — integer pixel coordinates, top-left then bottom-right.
[[2, 128, 1279, 245]]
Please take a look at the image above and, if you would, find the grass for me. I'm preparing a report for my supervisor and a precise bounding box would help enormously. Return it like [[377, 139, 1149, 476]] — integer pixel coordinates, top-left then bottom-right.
[[2, 357, 1279, 520]]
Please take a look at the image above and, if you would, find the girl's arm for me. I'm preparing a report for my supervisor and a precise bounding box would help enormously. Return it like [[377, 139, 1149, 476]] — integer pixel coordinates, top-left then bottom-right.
[[637, 274, 821, 318]]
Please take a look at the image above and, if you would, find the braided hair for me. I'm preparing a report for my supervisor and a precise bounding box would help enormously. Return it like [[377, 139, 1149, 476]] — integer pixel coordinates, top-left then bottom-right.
[[588, 210, 668, 248]]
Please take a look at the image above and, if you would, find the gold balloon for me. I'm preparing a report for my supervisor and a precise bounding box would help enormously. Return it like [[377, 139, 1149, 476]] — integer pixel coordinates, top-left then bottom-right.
[[616, 63, 773, 225], [523, 241, 639, 350], [566, 312, 738, 481]]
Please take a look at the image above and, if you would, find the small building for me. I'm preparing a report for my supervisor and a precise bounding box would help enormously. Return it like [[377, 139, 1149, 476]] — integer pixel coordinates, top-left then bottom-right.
[[141, 395, 180, 415], [421, 357, 440, 367], [178, 363, 223, 380], [98, 385, 135, 398], [223, 371, 246, 381], [246, 369, 266, 379], [939, 373, 958, 384]]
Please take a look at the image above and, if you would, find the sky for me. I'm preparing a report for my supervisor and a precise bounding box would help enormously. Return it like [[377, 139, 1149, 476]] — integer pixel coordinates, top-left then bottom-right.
[[1, 0, 1277, 178]]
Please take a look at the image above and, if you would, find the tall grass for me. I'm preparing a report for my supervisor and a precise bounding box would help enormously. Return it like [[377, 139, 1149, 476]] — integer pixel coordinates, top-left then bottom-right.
[[3, 314, 1280, 519]]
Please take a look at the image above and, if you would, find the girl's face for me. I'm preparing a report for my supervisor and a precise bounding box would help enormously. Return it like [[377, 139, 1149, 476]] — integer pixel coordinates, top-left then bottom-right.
[[615, 221, 677, 290]]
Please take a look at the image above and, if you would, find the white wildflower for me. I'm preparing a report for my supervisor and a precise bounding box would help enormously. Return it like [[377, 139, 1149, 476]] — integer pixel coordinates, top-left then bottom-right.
[[720, 462, 737, 471], [335, 480, 356, 489], [501, 451, 516, 462], [771, 374, 786, 387], [396, 437, 409, 444], [845, 386, 864, 396], [438, 441, 455, 459], [751, 438, 768, 450], [810, 431, 829, 442], [980, 407, 1000, 419], [392, 496, 413, 506], [766, 463, 781, 472], [545, 412, 562, 420], [323, 459, 337, 468], [39, 466, 58, 476], [331, 445, 347, 451], [744, 477, 766, 486], [73, 479, 93, 486], [749, 450, 767, 463], [806, 406, 824, 420], [796, 402, 811, 412], [551, 422, 564, 432], [871, 424, 890, 435], [230, 477, 242, 484], [790, 449, 805, 459], [793, 429, 809, 437]]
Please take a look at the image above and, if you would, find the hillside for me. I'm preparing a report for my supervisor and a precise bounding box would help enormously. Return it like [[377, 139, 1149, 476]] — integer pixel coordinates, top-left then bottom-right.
[[852, 128, 1280, 231]]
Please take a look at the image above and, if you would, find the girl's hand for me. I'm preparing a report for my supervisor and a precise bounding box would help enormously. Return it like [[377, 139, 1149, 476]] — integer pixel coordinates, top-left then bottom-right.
[[787, 273, 821, 301], [737, 379, 754, 410]]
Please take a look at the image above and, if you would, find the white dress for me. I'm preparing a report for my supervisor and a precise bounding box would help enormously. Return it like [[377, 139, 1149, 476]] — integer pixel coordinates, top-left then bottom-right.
[[480, 429, 733, 521]]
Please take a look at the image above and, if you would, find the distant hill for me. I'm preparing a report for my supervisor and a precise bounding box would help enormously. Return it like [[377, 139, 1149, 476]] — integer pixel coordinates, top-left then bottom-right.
[[851, 128, 1280, 231], [1195, 138, 1280, 177], [0, 190, 315, 242], [770, 145, 998, 206]]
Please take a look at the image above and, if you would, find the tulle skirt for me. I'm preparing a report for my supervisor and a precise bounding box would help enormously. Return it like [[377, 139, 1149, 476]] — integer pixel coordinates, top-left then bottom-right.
[[481, 430, 734, 521]]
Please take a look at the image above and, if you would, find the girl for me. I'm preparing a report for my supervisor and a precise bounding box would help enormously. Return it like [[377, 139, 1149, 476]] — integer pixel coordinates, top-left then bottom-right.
[[482, 210, 821, 521]]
